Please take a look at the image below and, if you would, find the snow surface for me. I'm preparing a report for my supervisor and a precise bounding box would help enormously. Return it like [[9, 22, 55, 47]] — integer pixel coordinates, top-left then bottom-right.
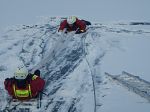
[[0, 18, 150, 112]]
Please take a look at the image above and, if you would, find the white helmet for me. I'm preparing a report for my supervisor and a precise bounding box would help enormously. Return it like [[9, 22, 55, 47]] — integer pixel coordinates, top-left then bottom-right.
[[67, 16, 76, 24], [14, 66, 28, 79]]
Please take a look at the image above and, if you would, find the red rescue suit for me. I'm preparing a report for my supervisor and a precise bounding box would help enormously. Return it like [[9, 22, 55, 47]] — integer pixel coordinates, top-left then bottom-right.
[[59, 18, 86, 33], [4, 75, 45, 100]]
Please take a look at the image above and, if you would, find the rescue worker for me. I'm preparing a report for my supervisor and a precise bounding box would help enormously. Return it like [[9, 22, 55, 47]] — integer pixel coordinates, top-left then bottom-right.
[[4, 66, 45, 100], [58, 16, 87, 34]]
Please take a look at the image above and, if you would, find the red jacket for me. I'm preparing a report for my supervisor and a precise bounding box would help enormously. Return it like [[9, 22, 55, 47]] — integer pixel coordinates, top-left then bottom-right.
[[4, 75, 45, 100], [59, 18, 86, 32]]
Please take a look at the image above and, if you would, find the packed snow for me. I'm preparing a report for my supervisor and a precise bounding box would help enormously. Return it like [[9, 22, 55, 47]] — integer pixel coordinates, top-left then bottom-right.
[[0, 17, 150, 112]]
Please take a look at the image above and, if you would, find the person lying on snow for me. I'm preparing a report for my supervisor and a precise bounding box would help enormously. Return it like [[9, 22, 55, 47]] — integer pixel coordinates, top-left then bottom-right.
[[58, 16, 91, 34], [4, 66, 45, 100]]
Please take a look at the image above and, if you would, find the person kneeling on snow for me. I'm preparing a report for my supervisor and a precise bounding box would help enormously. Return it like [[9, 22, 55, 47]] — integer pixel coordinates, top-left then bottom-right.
[[58, 16, 91, 34], [4, 66, 45, 100]]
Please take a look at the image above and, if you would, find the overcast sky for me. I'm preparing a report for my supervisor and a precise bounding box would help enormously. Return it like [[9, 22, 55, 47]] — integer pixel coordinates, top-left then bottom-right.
[[0, 0, 150, 29]]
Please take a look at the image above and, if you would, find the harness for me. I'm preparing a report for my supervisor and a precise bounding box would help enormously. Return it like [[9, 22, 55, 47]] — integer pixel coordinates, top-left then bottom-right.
[[13, 83, 32, 98], [12, 74, 39, 98]]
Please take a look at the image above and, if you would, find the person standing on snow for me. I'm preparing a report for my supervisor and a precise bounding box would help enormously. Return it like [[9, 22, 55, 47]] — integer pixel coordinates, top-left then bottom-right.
[[4, 66, 45, 100], [58, 16, 87, 34]]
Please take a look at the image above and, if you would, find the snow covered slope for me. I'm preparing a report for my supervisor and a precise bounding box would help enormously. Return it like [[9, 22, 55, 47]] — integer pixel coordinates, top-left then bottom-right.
[[0, 17, 150, 112]]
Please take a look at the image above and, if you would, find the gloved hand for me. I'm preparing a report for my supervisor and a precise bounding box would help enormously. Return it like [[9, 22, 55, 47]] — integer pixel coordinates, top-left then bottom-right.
[[5, 78, 10, 82], [75, 29, 85, 34], [34, 69, 40, 77], [5, 78, 14, 82]]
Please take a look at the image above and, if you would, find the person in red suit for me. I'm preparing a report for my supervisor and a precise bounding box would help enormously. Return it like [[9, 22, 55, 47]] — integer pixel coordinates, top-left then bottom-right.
[[58, 16, 87, 34], [4, 66, 45, 100]]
